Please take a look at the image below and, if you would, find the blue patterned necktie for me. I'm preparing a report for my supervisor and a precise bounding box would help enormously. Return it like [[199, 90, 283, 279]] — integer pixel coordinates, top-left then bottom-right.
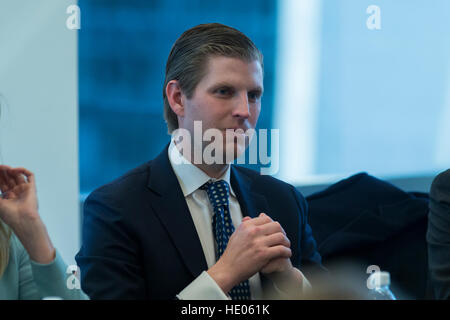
[[201, 180, 251, 300]]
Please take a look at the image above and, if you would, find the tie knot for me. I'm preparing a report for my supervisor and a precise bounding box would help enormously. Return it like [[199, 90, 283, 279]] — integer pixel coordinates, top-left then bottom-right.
[[201, 180, 230, 207]]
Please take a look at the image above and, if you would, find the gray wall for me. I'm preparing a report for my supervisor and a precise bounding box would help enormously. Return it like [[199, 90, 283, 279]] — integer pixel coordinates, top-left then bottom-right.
[[0, 0, 79, 264]]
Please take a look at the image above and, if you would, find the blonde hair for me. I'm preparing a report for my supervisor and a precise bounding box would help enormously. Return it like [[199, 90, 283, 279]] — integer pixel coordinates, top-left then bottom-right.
[[0, 219, 11, 277]]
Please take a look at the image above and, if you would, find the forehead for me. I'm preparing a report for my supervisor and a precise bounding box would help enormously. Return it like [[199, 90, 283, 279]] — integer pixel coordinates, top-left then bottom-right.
[[198, 56, 263, 90]]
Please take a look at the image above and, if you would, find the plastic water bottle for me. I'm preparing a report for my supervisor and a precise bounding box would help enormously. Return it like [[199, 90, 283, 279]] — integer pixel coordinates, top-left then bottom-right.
[[367, 271, 396, 300]]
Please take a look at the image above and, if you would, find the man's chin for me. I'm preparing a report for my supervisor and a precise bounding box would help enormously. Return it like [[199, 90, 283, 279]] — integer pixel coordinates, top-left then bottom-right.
[[224, 142, 247, 163]]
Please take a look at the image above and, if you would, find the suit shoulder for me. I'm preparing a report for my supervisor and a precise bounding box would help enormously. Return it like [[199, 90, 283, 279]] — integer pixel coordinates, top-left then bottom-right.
[[430, 169, 450, 201], [233, 165, 303, 197], [87, 161, 151, 202]]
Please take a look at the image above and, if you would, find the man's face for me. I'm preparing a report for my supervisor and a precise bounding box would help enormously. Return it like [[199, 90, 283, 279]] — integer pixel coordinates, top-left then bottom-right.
[[178, 56, 263, 163]]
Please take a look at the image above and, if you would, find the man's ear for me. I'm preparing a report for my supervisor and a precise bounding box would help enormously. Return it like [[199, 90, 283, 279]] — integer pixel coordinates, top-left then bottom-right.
[[166, 80, 185, 117]]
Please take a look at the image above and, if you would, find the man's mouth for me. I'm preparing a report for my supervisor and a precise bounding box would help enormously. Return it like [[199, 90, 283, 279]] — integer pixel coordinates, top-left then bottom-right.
[[223, 127, 248, 132]]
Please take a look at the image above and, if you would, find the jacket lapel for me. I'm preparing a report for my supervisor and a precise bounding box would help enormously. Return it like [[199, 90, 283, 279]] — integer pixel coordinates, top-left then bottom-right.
[[146, 144, 207, 278], [230, 166, 270, 219]]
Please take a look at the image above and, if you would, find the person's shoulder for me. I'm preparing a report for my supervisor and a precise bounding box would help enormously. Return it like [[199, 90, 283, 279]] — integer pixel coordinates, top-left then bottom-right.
[[232, 166, 308, 217], [86, 161, 151, 202], [430, 169, 450, 201], [232, 165, 300, 194], [431, 169, 450, 189]]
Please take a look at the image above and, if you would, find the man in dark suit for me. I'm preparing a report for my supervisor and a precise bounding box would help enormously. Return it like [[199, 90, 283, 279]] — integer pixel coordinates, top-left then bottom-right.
[[427, 169, 450, 299], [76, 23, 323, 299]]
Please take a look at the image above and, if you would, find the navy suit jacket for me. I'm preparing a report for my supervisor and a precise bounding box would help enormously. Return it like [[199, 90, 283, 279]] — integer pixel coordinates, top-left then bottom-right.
[[76, 144, 323, 299]]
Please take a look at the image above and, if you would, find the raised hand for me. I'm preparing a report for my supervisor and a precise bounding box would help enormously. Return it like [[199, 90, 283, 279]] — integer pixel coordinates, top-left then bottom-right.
[[0, 165, 55, 264], [0, 165, 39, 227]]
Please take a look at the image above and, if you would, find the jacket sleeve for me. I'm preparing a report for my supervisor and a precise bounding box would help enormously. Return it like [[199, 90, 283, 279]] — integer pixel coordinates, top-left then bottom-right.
[[13, 235, 88, 300], [75, 191, 146, 299], [30, 249, 89, 300], [291, 186, 327, 278]]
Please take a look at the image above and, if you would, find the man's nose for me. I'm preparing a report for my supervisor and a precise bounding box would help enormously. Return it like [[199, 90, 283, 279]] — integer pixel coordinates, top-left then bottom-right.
[[232, 93, 250, 119]]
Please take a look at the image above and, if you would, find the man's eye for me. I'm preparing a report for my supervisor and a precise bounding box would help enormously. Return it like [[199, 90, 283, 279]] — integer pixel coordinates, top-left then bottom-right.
[[248, 92, 260, 101], [217, 88, 231, 95]]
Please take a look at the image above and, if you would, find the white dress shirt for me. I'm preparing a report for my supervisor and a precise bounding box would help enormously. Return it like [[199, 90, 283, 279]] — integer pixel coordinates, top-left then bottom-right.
[[169, 139, 263, 300]]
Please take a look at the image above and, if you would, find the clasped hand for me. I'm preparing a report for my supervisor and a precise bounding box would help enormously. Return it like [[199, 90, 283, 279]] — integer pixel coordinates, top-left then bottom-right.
[[208, 212, 301, 294]]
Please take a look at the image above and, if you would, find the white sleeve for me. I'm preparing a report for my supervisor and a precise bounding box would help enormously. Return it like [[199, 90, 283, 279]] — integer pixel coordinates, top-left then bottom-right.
[[176, 271, 231, 300]]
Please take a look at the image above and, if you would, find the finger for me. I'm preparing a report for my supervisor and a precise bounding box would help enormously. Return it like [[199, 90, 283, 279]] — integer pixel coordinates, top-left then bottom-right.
[[242, 216, 252, 222], [259, 221, 286, 236], [263, 232, 291, 248], [0, 165, 12, 171], [2, 184, 30, 201], [0, 173, 8, 192], [0, 167, 7, 190], [11, 183, 28, 195], [249, 214, 273, 226], [259, 212, 272, 220], [5, 172, 17, 189], [0, 168, 15, 190], [266, 245, 292, 260], [1, 188, 18, 199], [10, 167, 35, 184], [7, 169, 26, 187]]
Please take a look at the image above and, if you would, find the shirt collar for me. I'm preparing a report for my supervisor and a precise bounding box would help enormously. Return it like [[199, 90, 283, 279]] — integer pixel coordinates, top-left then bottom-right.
[[168, 139, 235, 198]]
